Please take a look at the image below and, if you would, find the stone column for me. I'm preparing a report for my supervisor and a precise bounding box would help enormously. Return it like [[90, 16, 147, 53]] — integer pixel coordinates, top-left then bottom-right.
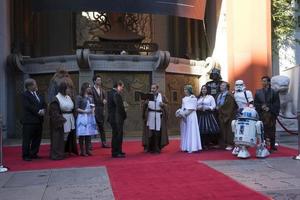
[[226, 0, 272, 92], [186, 19, 192, 57], [0, 0, 10, 138], [193, 20, 200, 60], [174, 17, 180, 56], [152, 71, 166, 94], [152, 15, 169, 51]]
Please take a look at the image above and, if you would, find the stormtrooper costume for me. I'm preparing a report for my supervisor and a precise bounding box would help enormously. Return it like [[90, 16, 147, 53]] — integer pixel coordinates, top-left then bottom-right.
[[233, 80, 254, 113]]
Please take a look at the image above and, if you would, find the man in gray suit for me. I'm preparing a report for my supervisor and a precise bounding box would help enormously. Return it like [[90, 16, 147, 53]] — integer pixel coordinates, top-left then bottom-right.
[[91, 75, 110, 148]]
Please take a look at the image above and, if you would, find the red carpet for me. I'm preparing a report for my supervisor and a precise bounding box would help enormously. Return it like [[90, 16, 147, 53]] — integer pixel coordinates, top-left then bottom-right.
[[108, 161, 268, 200], [3, 139, 295, 199], [3, 140, 296, 172]]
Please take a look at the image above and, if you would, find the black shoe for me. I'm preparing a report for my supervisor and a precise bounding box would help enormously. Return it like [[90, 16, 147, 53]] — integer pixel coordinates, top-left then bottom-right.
[[271, 147, 278, 151], [270, 147, 278, 153], [31, 155, 41, 159], [80, 153, 88, 157], [102, 143, 110, 148], [154, 150, 161, 154], [23, 157, 32, 161], [112, 154, 125, 158]]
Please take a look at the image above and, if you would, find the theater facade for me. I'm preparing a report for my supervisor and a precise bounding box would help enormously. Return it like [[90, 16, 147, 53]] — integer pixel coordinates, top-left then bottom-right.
[[0, 0, 272, 138]]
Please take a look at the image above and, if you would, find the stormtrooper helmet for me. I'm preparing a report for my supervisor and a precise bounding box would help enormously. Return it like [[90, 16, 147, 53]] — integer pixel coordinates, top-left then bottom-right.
[[235, 80, 245, 92]]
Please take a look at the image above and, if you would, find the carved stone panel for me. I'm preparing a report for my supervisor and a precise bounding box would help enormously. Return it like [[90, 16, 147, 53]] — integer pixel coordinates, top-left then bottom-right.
[[14, 73, 26, 138], [76, 12, 152, 46], [165, 73, 200, 134], [96, 72, 151, 135]]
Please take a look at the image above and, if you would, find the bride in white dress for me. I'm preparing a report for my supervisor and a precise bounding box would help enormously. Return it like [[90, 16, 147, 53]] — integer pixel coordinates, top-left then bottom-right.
[[177, 85, 202, 153]]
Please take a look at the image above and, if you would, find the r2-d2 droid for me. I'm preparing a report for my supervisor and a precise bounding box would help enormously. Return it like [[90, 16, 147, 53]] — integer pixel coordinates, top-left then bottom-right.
[[231, 106, 270, 158]]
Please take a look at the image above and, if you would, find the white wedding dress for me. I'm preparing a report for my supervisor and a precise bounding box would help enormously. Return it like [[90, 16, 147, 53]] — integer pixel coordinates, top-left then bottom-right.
[[180, 95, 202, 153]]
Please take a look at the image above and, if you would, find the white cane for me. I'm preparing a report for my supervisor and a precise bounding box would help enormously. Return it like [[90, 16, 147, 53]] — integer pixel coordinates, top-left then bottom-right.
[[0, 114, 8, 172]]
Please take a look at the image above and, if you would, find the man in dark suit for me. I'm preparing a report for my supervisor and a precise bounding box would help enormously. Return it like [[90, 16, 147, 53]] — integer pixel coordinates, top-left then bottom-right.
[[254, 76, 280, 152], [107, 80, 127, 158], [91, 75, 109, 148], [21, 78, 46, 161]]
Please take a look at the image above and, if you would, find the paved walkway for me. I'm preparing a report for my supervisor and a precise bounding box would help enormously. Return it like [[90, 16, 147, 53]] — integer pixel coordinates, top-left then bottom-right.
[[0, 167, 114, 200], [0, 133, 299, 200], [204, 158, 300, 200]]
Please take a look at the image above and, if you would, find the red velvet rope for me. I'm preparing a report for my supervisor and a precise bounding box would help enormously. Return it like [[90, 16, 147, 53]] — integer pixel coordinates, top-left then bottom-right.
[[276, 118, 298, 135]]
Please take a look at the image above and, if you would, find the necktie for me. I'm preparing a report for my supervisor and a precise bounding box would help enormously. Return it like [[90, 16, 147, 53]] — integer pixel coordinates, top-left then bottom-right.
[[33, 91, 40, 102], [217, 93, 222, 106]]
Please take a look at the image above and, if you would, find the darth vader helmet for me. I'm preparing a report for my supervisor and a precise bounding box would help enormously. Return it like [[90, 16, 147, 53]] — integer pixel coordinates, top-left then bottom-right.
[[209, 68, 222, 81]]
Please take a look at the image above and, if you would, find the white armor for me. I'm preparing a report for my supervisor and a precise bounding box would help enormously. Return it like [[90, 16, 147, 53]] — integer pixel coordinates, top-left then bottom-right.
[[234, 80, 254, 110], [231, 106, 270, 158]]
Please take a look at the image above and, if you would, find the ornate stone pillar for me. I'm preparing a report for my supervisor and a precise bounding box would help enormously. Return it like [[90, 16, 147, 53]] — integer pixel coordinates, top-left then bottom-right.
[[152, 71, 166, 94], [186, 19, 192, 57], [11, 0, 31, 55], [0, 0, 10, 138], [193, 20, 200, 60], [174, 17, 180, 56], [23, 0, 32, 56]]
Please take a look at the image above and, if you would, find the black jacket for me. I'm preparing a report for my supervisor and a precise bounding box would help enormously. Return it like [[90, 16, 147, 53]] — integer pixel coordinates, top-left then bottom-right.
[[91, 86, 106, 108], [254, 88, 280, 116], [107, 88, 127, 124], [91, 86, 106, 122], [21, 90, 47, 124]]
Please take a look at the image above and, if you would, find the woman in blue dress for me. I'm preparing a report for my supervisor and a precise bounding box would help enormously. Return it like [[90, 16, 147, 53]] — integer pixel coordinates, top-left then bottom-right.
[[76, 82, 98, 156]]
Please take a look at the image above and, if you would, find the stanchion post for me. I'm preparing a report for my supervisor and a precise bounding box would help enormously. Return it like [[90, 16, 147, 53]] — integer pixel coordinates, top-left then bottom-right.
[[0, 114, 8, 172], [294, 111, 300, 160]]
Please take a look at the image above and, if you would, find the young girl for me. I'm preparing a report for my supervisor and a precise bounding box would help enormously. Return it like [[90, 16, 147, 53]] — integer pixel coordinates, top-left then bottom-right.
[[76, 82, 98, 156]]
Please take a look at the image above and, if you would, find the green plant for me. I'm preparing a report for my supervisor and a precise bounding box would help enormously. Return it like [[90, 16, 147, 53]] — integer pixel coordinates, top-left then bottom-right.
[[272, 0, 299, 53]]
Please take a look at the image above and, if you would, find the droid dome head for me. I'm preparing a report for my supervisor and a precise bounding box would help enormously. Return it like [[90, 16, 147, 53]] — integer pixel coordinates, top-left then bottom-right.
[[235, 80, 245, 92], [241, 106, 258, 119], [209, 68, 222, 81]]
